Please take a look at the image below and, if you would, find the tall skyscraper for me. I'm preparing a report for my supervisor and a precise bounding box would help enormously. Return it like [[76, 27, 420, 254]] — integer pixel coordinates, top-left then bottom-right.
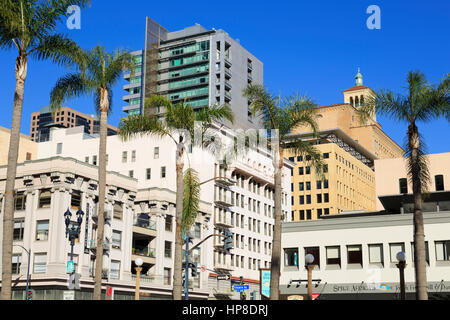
[[123, 18, 264, 130]]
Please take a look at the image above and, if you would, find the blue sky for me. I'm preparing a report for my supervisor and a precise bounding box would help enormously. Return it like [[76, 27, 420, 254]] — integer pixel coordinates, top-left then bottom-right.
[[0, 0, 449, 153]]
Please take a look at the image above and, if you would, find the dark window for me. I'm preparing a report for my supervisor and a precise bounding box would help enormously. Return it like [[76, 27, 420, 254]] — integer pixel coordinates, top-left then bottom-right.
[[324, 180, 329, 189], [305, 247, 320, 267], [317, 209, 323, 217], [13, 219, 25, 241], [299, 182, 304, 191], [71, 190, 82, 210], [326, 246, 341, 266], [14, 192, 26, 211], [306, 210, 312, 220], [399, 178, 408, 194], [347, 245, 363, 265], [297, 156, 303, 162], [289, 157, 295, 162], [299, 196, 305, 205], [306, 167, 311, 175], [306, 182, 311, 191], [317, 181, 322, 190], [323, 165, 328, 173], [300, 210, 305, 220], [306, 195, 311, 204], [324, 194, 329, 203], [435, 175, 444, 191], [317, 194, 322, 204], [165, 215, 173, 232], [165, 241, 172, 258], [323, 153, 330, 159], [39, 189, 52, 209], [306, 155, 311, 161], [146, 168, 151, 180], [324, 208, 330, 215], [284, 248, 299, 267], [299, 167, 304, 175]]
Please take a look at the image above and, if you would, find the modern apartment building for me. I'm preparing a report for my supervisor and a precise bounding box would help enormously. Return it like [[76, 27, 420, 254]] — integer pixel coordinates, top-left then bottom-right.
[[30, 106, 118, 142], [286, 70, 404, 221], [32, 125, 293, 299], [123, 17, 264, 130], [286, 128, 378, 221], [0, 126, 38, 165], [375, 152, 450, 211]]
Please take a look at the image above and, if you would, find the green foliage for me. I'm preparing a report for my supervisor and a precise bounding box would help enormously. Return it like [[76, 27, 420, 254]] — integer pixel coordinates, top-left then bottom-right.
[[50, 45, 134, 115], [182, 168, 200, 232], [0, 0, 90, 65]]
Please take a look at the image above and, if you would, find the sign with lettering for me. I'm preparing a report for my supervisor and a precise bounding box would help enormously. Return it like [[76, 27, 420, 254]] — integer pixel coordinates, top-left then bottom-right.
[[260, 269, 271, 299], [67, 260, 74, 274], [217, 274, 231, 281], [63, 291, 75, 300]]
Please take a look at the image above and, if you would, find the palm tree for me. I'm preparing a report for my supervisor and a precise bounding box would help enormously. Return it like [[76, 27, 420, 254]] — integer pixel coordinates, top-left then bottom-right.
[[50, 45, 134, 300], [244, 84, 324, 300], [358, 71, 450, 300], [0, 0, 90, 300], [118, 95, 234, 300]]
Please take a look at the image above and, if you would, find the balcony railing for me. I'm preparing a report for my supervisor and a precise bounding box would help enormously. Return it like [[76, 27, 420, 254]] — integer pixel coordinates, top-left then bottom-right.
[[132, 247, 156, 258], [133, 217, 157, 231]]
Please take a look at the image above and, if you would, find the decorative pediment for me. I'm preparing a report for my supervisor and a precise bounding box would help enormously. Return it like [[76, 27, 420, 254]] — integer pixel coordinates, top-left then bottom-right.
[[50, 172, 62, 183], [108, 186, 117, 196], [88, 180, 98, 191], [75, 177, 84, 189], [128, 191, 136, 201], [65, 173, 75, 184], [23, 175, 34, 187], [139, 202, 148, 212], [117, 189, 124, 200]]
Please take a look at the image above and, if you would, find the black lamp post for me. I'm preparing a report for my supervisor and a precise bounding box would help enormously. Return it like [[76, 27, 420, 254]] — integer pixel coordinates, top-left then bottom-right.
[[64, 208, 84, 273], [396, 251, 407, 300]]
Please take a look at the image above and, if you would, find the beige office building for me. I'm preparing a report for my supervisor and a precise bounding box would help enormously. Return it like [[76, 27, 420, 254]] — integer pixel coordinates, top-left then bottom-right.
[[0, 127, 38, 166], [287, 70, 404, 221]]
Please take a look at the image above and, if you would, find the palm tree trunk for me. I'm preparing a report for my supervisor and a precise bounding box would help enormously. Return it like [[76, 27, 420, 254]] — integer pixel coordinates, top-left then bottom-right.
[[1, 55, 27, 301], [173, 143, 185, 300], [409, 124, 428, 300], [270, 148, 283, 300], [93, 96, 108, 300]]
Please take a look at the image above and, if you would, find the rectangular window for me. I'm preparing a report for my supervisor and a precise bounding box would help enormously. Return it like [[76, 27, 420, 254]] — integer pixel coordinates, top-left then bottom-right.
[[299, 167, 304, 175], [324, 194, 329, 203], [112, 230, 122, 249], [12, 254, 22, 274], [306, 210, 312, 220], [93, 155, 98, 166], [324, 180, 329, 189], [33, 253, 47, 274], [435, 241, 450, 261], [389, 243, 405, 263], [435, 175, 444, 191], [317, 194, 322, 204], [15, 192, 26, 211], [399, 178, 408, 194], [36, 220, 49, 241], [129, 170, 134, 178], [161, 167, 166, 178], [284, 248, 298, 267], [164, 268, 171, 285], [306, 182, 311, 191], [194, 223, 201, 238], [299, 196, 305, 205], [110, 260, 120, 279], [113, 203, 123, 220], [56, 143, 63, 155], [39, 189, 52, 208], [165, 215, 173, 232], [306, 167, 311, 175], [299, 182, 304, 191], [368, 244, 384, 265], [122, 151, 127, 163], [146, 168, 151, 180], [326, 246, 341, 266], [347, 245, 363, 265], [13, 219, 25, 242], [306, 195, 311, 204], [26, 153, 32, 161], [305, 247, 320, 267], [131, 150, 136, 162], [317, 181, 322, 190], [154, 147, 160, 159], [165, 241, 172, 258], [300, 210, 305, 220], [411, 242, 430, 264], [71, 190, 82, 210]]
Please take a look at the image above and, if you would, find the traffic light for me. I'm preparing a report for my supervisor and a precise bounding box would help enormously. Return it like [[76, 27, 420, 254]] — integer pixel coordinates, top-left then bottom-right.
[[224, 230, 233, 255], [191, 262, 198, 277], [27, 289, 33, 301]]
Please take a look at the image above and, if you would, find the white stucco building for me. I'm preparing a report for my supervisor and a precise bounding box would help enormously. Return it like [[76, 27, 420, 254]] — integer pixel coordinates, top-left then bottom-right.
[[4, 124, 293, 299]]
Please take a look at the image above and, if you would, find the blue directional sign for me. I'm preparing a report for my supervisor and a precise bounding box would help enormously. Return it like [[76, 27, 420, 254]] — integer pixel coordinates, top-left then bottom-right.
[[232, 285, 250, 292]]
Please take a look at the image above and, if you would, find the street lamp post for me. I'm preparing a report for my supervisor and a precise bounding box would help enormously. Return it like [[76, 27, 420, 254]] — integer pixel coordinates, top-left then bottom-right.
[[305, 254, 315, 300], [64, 208, 84, 273], [135, 258, 144, 300], [396, 251, 407, 300], [13, 245, 31, 300]]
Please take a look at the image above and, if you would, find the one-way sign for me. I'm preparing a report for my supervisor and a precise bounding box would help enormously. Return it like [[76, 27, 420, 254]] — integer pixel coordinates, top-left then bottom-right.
[[217, 274, 231, 281]]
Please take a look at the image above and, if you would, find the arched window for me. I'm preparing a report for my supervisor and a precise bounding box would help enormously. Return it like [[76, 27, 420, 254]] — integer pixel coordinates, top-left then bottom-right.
[[360, 95, 365, 106], [355, 96, 360, 107], [350, 97, 354, 106]]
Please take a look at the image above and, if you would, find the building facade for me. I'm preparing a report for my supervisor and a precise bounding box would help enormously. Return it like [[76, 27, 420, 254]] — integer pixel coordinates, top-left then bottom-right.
[[0, 127, 38, 166], [375, 152, 450, 211], [32, 125, 293, 299], [123, 17, 264, 130], [280, 205, 450, 300], [30, 106, 118, 142], [285, 128, 377, 221]]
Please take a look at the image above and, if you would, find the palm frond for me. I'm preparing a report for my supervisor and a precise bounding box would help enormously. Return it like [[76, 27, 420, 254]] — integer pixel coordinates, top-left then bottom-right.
[[182, 168, 200, 232], [49, 72, 94, 111], [118, 113, 170, 142], [404, 131, 431, 193], [283, 138, 326, 180]]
